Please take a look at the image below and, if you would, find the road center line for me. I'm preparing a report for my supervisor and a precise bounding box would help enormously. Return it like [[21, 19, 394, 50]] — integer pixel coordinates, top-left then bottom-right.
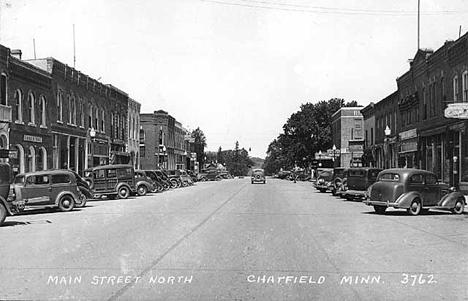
[[107, 184, 247, 301]]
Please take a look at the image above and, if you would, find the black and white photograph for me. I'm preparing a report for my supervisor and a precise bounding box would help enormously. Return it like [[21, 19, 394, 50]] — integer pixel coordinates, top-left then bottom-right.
[[0, 0, 468, 300]]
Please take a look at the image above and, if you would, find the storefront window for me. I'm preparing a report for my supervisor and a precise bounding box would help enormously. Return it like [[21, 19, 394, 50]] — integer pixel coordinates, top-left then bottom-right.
[[461, 132, 468, 183]]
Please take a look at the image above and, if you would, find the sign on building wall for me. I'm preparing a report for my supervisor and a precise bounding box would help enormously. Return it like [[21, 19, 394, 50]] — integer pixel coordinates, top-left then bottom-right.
[[23, 135, 42, 143], [444, 103, 468, 119], [399, 129, 417, 140]]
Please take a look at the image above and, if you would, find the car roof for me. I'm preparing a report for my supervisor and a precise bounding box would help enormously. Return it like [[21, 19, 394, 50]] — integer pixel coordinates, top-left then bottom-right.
[[88, 164, 134, 171], [380, 168, 434, 176], [253, 169, 264, 172], [16, 169, 75, 177]]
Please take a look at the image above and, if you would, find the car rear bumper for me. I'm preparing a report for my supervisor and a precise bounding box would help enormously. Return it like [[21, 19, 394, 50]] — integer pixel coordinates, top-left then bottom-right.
[[364, 200, 400, 208], [344, 190, 366, 198]]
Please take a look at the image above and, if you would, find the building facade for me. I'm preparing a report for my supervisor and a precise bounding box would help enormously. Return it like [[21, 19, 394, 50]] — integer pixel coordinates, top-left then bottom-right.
[[127, 98, 140, 169], [331, 107, 364, 168]]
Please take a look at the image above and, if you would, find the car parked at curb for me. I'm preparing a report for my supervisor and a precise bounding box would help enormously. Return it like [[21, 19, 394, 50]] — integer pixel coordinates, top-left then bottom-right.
[[83, 164, 136, 199], [314, 169, 333, 193], [343, 167, 382, 201], [330, 167, 348, 196], [364, 168, 466, 215], [251, 169, 266, 184], [0, 166, 85, 226], [134, 170, 155, 196]]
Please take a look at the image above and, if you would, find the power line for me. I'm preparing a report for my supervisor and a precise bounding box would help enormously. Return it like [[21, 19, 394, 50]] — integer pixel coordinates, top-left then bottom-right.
[[199, 0, 467, 16]]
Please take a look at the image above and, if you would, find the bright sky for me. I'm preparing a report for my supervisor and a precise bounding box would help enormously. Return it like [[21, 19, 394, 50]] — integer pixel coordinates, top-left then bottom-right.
[[0, 0, 467, 158]]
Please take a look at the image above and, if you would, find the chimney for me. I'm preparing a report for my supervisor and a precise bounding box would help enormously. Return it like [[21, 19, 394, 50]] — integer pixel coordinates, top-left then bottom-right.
[[11, 49, 22, 60]]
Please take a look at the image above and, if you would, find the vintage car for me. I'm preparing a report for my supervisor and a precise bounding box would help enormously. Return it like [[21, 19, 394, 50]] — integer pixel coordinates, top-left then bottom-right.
[[330, 167, 348, 196], [314, 169, 333, 193], [206, 169, 222, 181], [364, 168, 466, 215], [343, 167, 382, 200], [84, 164, 136, 199], [70, 170, 92, 207], [143, 170, 171, 191], [251, 168, 266, 184], [0, 167, 86, 226], [166, 169, 193, 187], [134, 170, 155, 196]]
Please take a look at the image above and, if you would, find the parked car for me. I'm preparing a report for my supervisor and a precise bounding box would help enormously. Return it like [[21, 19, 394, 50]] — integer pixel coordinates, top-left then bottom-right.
[[187, 170, 199, 182], [330, 168, 348, 196], [167, 169, 193, 187], [205, 169, 221, 181], [314, 169, 333, 193], [364, 168, 466, 215], [134, 170, 155, 196], [295, 171, 311, 182], [0, 167, 85, 226], [83, 164, 136, 199], [143, 170, 171, 191], [251, 168, 266, 184], [70, 170, 92, 207], [277, 171, 291, 180], [343, 167, 382, 200]]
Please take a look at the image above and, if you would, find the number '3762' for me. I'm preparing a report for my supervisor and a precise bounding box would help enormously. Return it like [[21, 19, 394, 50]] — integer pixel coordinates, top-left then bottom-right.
[[401, 274, 437, 286]]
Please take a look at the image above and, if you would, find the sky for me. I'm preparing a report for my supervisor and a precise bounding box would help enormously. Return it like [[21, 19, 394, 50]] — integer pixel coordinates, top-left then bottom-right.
[[0, 0, 467, 158]]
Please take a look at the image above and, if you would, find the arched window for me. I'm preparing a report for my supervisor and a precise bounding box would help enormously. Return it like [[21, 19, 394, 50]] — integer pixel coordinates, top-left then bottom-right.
[[37, 147, 47, 170], [28, 92, 35, 125], [27, 146, 36, 172], [57, 90, 63, 122], [453, 75, 459, 102], [88, 104, 93, 129], [12, 144, 25, 176], [100, 108, 105, 133], [39, 96, 47, 126], [0, 73, 7, 106], [14, 89, 22, 122]]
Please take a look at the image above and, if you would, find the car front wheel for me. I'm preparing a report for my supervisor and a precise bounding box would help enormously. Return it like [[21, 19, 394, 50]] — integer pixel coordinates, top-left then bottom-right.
[[75, 193, 87, 208], [137, 185, 148, 196], [118, 186, 130, 199], [407, 199, 421, 216], [0, 203, 7, 225], [58, 195, 75, 212], [451, 198, 465, 215]]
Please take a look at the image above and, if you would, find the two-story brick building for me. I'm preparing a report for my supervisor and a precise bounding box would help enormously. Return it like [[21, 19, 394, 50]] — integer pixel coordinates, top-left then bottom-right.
[[331, 107, 364, 168]]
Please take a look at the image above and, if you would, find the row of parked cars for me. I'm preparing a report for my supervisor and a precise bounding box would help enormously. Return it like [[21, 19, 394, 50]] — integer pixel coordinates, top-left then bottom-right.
[[0, 164, 199, 226], [313, 166, 466, 216]]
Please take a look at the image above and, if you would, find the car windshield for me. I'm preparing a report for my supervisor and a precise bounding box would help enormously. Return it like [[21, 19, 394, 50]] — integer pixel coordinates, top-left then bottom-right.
[[378, 173, 400, 182], [318, 171, 332, 177], [14, 175, 25, 184]]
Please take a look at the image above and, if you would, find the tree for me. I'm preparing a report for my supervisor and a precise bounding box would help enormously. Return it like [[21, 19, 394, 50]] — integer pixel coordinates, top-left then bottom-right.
[[192, 127, 207, 167], [262, 98, 361, 174]]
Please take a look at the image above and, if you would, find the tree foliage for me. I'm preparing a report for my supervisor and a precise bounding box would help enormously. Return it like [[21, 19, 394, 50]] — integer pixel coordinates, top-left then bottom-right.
[[191, 127, 207, 166], [262, 98, 361, 175], [211, 141, 254, 176]]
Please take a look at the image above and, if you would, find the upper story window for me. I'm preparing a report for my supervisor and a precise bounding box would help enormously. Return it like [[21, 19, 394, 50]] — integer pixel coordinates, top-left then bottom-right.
[[39, 96, 46, 126], [462, 71, 468, 102], [72, 98, 77, 125], [100, 109, 105, 133], [88, 104, 92, 129], [423, 87, 427, 119], [79, 99, 84, 127], [453, 75, 460, 102], [94, 107, 98, 130], [14, 89, 22, 122], [0, 73, 7, 106], [57, 90, 63, 122], [28, 92, 35, 125]]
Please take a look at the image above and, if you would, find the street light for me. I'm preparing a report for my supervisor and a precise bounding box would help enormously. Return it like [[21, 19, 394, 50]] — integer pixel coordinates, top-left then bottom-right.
[[384, 125, 391, 169], [318, 150, 322, 167], [161, 145, 166, 169], [332, 144, 337, 167]]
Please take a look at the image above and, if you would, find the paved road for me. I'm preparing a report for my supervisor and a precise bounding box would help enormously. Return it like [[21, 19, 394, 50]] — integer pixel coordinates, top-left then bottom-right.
[[1, 178, 467, 300]]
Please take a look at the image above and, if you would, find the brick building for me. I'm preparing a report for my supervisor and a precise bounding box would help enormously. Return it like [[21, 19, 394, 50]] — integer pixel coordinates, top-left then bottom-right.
[[140, 110, 192, 170], [127, 98, 141, 169], [331, 107, 364, 168]]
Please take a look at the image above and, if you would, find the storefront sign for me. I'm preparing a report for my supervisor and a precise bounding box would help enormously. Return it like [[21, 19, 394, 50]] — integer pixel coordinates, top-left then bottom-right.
[[400, 141, 418, 153], [399, 129, 417, 141], [444, 103, 468, 119], [23, 135, 42, 143]]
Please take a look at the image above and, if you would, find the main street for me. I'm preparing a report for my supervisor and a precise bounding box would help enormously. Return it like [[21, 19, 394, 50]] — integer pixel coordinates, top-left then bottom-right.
[[1, 178, 467, 300]]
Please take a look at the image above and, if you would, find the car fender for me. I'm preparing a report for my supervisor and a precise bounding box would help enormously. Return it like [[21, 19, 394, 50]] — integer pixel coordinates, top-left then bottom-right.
[[136, 180, 152, 190], [395, 191, 423, 208], [54, 190, 78, 206], [438, 191, 465, 208], [0, 196, 14, 215], [116, 182, 134, 193]]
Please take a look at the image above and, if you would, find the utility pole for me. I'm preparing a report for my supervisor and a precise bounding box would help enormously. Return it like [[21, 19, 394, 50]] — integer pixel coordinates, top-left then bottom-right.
[[417, 0, 420, 50]]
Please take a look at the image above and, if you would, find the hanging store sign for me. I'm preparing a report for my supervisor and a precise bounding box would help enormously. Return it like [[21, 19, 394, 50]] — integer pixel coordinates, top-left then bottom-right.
[[23, 135, 42, 143], [399, 129, 417, 141], [444, 103, 468, 119], [400, 141, 418, 153]]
